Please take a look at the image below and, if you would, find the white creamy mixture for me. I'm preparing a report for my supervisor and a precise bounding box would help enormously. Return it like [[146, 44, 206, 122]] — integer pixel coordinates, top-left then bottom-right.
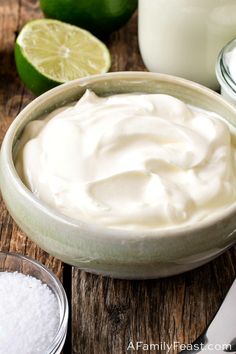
[[15, 90, 236, 230]]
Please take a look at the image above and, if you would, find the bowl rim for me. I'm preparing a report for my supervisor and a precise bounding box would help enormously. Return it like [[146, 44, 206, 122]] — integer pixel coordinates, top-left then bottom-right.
[[0, 251, 69, 353], [2, 71, 236, 239]]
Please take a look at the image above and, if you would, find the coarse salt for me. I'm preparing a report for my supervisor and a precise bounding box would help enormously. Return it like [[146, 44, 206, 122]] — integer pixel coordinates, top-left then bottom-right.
[[0, 271, 60, 354]]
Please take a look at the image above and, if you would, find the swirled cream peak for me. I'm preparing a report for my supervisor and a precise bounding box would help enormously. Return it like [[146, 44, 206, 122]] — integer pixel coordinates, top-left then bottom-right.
[[15, 90, 236, 229]]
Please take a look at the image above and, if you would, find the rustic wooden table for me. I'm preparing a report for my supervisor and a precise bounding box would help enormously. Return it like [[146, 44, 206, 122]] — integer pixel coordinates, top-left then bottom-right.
[[0, 1, 236, 353]]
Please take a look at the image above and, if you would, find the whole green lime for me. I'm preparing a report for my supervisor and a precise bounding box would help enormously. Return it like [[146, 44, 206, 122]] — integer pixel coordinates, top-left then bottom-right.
[[39, 0, 137, 36]]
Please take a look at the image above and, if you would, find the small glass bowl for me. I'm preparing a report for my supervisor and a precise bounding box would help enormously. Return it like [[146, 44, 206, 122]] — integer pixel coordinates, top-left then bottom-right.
[[216, 38, 236, 104], [0, 251, 69, 354]]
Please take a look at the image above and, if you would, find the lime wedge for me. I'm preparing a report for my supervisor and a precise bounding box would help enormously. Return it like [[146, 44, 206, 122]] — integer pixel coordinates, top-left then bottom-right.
[[15, 19, 111, 95]]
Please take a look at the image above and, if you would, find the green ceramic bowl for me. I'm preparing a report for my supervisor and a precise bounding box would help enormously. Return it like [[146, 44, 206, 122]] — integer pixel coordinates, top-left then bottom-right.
[[1, 72, 236, 279]]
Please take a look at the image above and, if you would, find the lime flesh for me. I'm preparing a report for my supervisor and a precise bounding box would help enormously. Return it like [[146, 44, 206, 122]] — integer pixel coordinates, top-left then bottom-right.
[[15, 19, 111, 95]]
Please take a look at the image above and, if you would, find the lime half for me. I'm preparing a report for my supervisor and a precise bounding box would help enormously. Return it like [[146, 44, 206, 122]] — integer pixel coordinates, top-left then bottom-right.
[[15, 19, 111, 95]]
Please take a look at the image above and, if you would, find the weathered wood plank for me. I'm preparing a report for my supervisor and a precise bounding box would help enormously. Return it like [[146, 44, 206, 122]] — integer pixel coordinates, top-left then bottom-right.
[[72, 250, 236, 354]]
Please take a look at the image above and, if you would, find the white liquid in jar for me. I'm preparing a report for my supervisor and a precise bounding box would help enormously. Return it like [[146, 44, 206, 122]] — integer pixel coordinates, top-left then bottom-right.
[[138, 0, 236, 90]]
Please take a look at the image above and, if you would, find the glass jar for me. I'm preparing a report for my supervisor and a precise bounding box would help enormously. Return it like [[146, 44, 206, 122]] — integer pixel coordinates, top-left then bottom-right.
[[138, 0, 236, 90], [0, 252, 68, 354], [216, 38, 236, 104]]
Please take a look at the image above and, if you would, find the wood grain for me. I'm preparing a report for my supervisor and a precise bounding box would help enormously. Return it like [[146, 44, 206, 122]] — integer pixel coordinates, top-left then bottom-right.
[[72, 251, 236, 354], [72, 250, 236, 354]]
